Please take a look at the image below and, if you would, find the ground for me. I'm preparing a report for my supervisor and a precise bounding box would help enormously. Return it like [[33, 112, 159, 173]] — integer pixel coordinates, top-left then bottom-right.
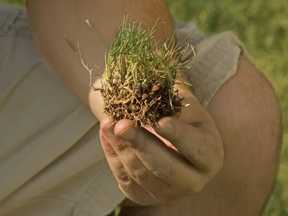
[[1, 0, 287, 215]]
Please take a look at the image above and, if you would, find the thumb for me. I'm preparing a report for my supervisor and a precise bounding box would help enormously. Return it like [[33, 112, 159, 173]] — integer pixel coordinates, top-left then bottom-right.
[[89, 78, 108, 122], [173, 75, 208, 125]]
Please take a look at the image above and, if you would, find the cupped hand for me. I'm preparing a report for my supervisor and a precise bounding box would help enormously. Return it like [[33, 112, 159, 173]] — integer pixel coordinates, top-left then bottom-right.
[[90, 80, 224, 206]]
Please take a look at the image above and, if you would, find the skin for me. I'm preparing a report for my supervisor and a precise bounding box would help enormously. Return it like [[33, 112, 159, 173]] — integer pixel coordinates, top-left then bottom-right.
[[26, 0, 282, 215], [120, 55, 282, 216], [26, 0, 173, 105]]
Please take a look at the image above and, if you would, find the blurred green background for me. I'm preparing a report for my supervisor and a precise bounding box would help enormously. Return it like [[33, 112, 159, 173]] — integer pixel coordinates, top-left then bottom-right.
[[166, 1, 288, 214], [0, 0, 287, 215]]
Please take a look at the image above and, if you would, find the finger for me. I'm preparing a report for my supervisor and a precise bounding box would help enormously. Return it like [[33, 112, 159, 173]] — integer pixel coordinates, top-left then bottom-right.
[[89, 79, 108, 122], [102, 119, 177, 203], [174, 78, 210, 125], [144, 125, 177, 151], [114, 119, 207, 193], [100, 120, 154, 205], [155, 116, 224, 173], [173, 79, 224, 173], [99, 124, 156, 205]]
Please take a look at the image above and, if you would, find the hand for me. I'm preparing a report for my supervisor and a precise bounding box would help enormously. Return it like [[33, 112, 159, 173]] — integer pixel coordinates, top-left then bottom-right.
[[90, 80, 224, 206]]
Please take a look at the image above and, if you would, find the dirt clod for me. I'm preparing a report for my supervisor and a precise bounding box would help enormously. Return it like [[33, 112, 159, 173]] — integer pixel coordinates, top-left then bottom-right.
[[97, 20, 195, 127]]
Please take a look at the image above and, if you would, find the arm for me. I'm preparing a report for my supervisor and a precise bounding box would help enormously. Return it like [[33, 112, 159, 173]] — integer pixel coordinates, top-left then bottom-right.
[[26, 0, 173, 111], [27, 0, 224, 209], [121, 55, 282, 216], [203, 55, 282, 215], [26, 1, 282, 215]]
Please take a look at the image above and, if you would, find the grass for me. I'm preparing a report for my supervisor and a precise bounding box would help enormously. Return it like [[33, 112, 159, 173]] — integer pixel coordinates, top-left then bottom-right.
[[101, 20, 185, 126], [1, 0, 287, 215]]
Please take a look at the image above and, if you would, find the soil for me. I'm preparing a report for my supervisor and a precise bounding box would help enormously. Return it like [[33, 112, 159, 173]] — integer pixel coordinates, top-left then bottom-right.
[[96, 20, 194, 127]]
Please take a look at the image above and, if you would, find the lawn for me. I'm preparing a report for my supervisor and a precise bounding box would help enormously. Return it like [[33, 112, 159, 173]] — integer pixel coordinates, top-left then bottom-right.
[[1, 0, 287, 215]]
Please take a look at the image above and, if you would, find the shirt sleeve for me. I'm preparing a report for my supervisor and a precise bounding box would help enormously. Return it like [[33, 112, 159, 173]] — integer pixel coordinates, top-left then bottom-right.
[[0, 5, 123, 216]]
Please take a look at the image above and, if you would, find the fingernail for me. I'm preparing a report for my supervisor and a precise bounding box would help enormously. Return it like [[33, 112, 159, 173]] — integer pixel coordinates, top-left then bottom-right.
[[119, 173, 130, 183]]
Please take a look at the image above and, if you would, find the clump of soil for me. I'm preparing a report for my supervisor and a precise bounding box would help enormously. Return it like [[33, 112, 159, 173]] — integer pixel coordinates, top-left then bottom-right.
[[98, 21, 194, 127]]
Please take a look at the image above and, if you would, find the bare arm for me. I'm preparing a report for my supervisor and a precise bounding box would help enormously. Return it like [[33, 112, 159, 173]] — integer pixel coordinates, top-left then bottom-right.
[[26, 0, 173, 109], [204, 55, 282, 215], [26, 1, 282, 215], [121, 55, 282, 216]]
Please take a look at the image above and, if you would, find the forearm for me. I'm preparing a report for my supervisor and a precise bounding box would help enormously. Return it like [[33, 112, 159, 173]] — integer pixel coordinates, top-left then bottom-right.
[[26, 0, 173, 112], [120, 200, 263, 216]]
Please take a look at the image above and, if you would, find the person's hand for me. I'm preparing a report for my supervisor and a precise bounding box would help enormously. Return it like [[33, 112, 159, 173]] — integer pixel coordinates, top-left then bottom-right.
[[90, 79, 224, 206]]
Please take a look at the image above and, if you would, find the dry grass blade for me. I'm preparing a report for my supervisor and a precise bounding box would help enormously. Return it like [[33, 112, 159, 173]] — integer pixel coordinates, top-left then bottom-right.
[[96, 19, 195, 127]]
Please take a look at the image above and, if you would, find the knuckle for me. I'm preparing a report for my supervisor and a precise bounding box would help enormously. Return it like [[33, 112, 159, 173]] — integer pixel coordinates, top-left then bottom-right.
[[112, 162, 131, 185], [151, 167, 171, 180], [100, 136, 118, 158], [191, 181, 206, 193], [113, 159, 124, 171], [114, 139, 130, 152], [104, 145, 118, 158], [118, 173, 131, 185], [117, 172, 132, 186], [185, 177, 208, 194], [131, 168, 149, 182], [123, 153, 149, 182], [125, 153, 139, 169], [100, 121, 109, 131]]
